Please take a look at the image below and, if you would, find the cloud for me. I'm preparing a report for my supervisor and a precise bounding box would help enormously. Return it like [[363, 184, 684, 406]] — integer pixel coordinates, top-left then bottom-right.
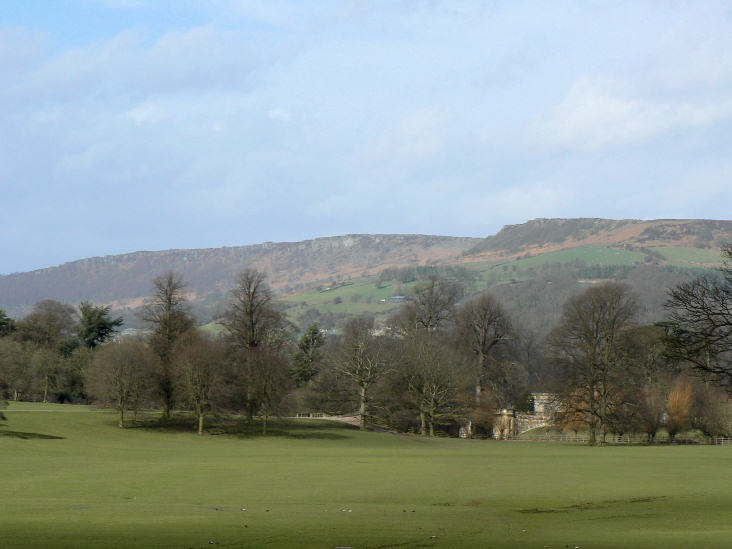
[[126, 101, 169, 125], [534, 77, 732, 150], [2, 1, 732, 273], [0, 27, 46, 70], [267, 109, 292, 124], [532, 6, 732, 152], [3, 24, 280, 104]]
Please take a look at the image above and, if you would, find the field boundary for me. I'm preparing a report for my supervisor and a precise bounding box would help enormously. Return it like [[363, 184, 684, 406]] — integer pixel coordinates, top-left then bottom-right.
[[516, 433, 732, 445]]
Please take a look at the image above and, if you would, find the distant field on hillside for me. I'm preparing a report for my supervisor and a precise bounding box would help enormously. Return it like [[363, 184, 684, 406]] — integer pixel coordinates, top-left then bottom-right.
[[513, 246, 647, 268], [270, 244, 723, 331], [650, 246, 724, 266], [3, 402, 732, 548], [279, 278, 415, 323], [464, 246, 644, 285]]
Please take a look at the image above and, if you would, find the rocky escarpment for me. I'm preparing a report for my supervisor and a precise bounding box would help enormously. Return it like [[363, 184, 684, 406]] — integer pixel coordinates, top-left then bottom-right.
[[0, 234, 480, 316]]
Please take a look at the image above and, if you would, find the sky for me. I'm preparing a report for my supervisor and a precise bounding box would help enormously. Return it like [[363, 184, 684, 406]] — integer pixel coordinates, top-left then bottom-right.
[[1, 1, 731, 274]]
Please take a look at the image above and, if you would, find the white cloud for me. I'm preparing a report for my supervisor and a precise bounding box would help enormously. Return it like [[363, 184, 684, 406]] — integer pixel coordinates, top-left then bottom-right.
[[126, 101, 168, 125], [534, 77, 732, 150], [267, 108, 292, 123]]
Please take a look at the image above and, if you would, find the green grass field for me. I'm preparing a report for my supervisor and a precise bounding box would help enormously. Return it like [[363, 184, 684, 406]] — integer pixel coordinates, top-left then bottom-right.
[[280, 279, 409, 311], [650, 246, 723, 267], [5, 402, 731, 548], [509, 246, 647, 269]]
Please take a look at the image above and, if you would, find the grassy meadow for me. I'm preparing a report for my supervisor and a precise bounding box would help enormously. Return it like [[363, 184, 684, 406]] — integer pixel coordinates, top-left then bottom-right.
[[650, 246, 724, 267], [3, 402, 732, 549]]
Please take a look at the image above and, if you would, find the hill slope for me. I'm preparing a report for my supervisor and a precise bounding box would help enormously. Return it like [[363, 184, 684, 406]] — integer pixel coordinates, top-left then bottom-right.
[[1, 218, 730, 333], [0, 234, 479, 317], [465, 218, 732, 258]]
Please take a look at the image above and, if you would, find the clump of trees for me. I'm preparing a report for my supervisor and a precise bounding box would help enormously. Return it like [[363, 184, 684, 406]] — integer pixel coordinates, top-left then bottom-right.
[[0, 299, 122, 405], [2, 245, 732, 443]]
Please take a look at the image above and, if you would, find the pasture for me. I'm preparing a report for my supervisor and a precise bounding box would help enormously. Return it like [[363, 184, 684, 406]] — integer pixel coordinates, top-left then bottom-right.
[[651, 246, 723, 267], [2, 402, 732, 548]]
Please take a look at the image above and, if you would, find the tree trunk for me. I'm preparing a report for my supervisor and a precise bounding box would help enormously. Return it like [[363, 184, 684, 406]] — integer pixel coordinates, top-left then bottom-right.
[[160, 365, 173, 420], [42, 377, 49, 404], [359, 385, 367, 431], [198, 412, 204, 436], [246, 397, 255, 424], [429, 403, 436, 437], [588, 389, 598, 446], [419, 410, 427, 436], [262, 413, 268, 436], [118, 407, 125, 429], [475, 352, 484, 404]]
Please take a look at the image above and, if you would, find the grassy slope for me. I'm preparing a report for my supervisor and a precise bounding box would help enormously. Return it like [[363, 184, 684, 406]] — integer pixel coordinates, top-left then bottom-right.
[[274, 247, 650, 322], [264, 245, 726, 330], [511, 246, 647, 268], [3, 402, 732, 549], [651, 246, 724, 266]]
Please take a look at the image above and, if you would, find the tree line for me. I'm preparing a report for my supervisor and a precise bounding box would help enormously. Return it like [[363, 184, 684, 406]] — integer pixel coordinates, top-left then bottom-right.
[[1, 246, 732, 444]]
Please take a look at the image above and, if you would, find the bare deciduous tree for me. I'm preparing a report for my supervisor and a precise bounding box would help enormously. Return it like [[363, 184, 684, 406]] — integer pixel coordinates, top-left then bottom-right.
[[394, 276, 461, 333], [224, 269, 292, 424], [666, 379, 693, 441], [31, 347, 59, 403], [224, 269, 285, 351], [402, 332, 462, 436], [247, 346, 292, 435], [142, 271, 194, 419], [333, 316, 387, 431], [0, 338, 32, 401], [174, 330, 224, 435], [545, 282, 639, 445], [88, 340, 152, 428], [15, 300, 78, 351], [691, 380, 732, 438], [455, 292, 513, 404], [665, 246, 732, 393], [636, 383, 667, 443]]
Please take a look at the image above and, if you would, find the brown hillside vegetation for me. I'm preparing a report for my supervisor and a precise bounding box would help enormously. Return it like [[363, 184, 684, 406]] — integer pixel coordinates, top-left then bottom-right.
[[0, 234, 479, 316], [463, 218, 732, 262], [1, 218, 730, 322]]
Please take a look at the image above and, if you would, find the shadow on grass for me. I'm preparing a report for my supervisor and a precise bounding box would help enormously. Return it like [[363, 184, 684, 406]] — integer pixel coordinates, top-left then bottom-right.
[[518, 495, 667, 514], [0, 428, 65, 440], [125, 414, 352, 440]]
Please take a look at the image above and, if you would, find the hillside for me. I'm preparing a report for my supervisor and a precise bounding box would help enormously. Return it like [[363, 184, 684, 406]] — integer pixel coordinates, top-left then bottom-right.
[[1, 218, 730, 334], [465, 218, 732, 258], [0, 234, 479, 318]]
